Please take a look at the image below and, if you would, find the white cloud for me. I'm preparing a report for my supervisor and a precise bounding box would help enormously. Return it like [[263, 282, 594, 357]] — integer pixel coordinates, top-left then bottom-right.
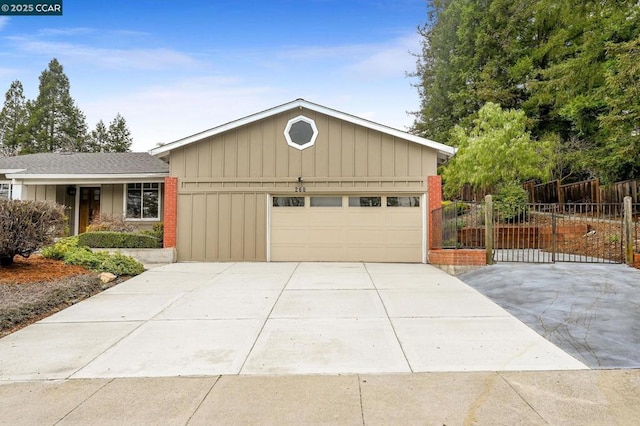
[[8, 37, 199, 70], [36, 27, 94, 37], [346, 33, 421, 80], [273, 32, 420, 81], [0, 17, 8, 31]]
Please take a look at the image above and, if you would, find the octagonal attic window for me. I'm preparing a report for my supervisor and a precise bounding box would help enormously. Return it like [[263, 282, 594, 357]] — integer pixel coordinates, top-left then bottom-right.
[[284, 115, 318, 150]]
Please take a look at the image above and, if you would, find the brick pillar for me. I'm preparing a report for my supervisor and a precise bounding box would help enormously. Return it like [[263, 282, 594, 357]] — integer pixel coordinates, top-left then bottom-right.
[[163, 177, 178, 248], [427, 175, 443, 251]]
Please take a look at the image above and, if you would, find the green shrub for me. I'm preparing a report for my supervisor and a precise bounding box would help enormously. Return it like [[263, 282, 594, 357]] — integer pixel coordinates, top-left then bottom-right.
[[62, 247, 107, 270], [62, 247, 144, 276], [41, 236, 80, 260], [140, 222, 163, 246], [43, 236, 144, 276], [78, 231, 161, 249], [0, 200, 66, 266], [99, 252, 145, 276], [494, 183, 529, 223]]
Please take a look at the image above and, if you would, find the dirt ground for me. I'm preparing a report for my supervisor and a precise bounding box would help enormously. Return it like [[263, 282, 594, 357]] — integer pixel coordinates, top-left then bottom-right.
[[0, 255, 90, 285], [0, 255, 121, 337]]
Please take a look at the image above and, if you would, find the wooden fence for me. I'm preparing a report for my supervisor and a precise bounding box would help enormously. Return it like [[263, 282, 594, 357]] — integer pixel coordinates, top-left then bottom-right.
[[460, 179, 640, 206], [524, 178, 640, 206]]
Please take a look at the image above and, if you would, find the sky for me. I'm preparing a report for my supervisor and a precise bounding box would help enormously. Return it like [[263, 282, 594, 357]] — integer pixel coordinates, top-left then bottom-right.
[[0, 0, 428, 152]]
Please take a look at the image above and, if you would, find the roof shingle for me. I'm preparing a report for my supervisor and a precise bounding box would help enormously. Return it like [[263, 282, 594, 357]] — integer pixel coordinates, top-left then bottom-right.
[[0, 152, 169, 175]]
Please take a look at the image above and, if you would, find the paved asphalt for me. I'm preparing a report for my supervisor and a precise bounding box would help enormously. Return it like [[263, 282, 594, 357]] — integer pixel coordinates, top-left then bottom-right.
[[459, 262, 640, 369]]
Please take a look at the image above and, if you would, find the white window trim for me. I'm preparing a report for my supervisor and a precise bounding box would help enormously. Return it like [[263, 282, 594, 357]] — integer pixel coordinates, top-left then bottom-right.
[[284, 115, 318, 150], [123, 182, 162, 221], [0, 181, 11, 200]]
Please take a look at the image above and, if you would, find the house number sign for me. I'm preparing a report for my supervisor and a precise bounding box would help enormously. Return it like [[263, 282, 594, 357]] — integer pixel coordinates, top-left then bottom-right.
[[295, 186, 306, 192]]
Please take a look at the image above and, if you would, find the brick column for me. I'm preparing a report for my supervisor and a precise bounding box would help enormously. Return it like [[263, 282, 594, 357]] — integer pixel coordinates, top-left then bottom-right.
[[163, 177, 178, 248], [427, 175, 443, 251]]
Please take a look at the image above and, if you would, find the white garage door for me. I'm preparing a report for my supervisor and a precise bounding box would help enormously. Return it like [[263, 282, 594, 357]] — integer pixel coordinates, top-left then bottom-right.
[[269, 195, 425, 262]]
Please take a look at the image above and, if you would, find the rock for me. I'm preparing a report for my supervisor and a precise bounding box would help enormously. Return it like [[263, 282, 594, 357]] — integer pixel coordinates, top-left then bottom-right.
[[99, 272, 117, 283]]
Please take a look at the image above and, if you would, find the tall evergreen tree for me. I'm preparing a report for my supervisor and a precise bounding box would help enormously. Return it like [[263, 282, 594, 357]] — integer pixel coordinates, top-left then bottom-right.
[[104, 113, 132, 152], [27, 58, 88, 153], [89, 119, 108, 152], [413, 0, 640, 183], [0, 80, 29, 156]]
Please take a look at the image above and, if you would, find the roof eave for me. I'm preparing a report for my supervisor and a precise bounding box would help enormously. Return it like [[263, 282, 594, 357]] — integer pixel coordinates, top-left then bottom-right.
[[6, 172, 169, 180]]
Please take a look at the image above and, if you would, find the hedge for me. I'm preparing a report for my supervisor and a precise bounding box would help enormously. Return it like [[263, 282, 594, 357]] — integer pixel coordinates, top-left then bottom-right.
[[78, 231, 161, 249]]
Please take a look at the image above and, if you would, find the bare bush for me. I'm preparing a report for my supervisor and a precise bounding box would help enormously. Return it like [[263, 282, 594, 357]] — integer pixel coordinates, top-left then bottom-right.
[[0, 200, 66, 266], [87, 213, 134, 232]]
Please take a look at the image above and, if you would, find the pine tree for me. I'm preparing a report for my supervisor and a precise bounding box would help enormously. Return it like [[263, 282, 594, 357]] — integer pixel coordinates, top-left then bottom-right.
[[89, 119, 108, 152], [27, 58, 88, 153], [105, 113, 132, 152], [0, 80, 29, 156]]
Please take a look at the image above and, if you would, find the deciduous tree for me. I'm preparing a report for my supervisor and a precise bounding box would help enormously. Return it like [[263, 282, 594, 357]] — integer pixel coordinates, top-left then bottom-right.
[[442, 103, 554, 198]]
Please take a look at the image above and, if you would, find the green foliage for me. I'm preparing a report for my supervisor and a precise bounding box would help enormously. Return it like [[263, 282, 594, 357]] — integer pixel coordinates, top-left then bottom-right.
[[140, 222, 164, 246], [62, 248, 144, 276], [42, 235, 145, 276], [78, 232, 161, 249], [88, 114, 133, 153], [25, 58, 85, 153], [0, 80, 29, 156], [442, 103, 554, 197], [99, 252, 145, 276], [40, 236, 79, 260], [414, 0, 640, 184], [62, 247, 108, 270], [42, 234, 144, 276], [0, 200, 66, 266], [494, 183, 529, 223]]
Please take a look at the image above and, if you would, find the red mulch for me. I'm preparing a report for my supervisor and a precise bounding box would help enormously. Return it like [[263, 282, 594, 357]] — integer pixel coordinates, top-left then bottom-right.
[[0, 255, 91, 285]]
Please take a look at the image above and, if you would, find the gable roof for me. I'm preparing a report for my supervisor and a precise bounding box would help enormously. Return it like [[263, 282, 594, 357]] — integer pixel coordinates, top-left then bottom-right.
[[0, 152, 169, 179], [150, 98, 456, 159]]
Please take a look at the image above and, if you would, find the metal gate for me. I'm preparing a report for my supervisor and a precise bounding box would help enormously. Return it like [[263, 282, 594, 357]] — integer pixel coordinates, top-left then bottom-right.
[[492, 203, 625, 264]]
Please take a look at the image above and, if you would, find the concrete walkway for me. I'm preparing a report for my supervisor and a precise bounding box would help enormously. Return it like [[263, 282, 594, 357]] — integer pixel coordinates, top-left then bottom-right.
[[1, 370, 639, 425], [0, 262, 585, 379]]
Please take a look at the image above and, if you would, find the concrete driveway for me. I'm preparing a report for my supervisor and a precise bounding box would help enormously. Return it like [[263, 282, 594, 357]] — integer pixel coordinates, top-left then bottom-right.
[[0, 262, 586, 380], [459, 262, 640, 369]]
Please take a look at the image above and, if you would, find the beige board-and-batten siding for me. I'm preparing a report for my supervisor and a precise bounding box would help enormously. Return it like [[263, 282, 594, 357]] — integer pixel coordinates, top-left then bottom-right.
[[170, 108, 438, 262]]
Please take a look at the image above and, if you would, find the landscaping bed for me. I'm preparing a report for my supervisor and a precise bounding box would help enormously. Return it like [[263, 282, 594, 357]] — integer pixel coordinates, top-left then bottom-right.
[[0, 255, 125, 338]]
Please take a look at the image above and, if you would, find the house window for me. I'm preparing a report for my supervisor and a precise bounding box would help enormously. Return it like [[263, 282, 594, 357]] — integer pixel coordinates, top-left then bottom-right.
[[284, 116, 318, 150], [126, 183, 160, 219], [0, 183, 11, 200]]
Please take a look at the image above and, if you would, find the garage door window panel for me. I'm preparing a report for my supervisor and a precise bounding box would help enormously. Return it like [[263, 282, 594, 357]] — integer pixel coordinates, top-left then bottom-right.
[[387, 196, 420, 207], [310, 196, 342, 207], [349, 196, 381, 207], [273, 196, 305, 207]]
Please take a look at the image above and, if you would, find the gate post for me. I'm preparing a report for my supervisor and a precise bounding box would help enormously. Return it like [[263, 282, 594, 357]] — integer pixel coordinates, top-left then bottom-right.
[[485, 195, 494, 265], [624, 196, 633, 266]]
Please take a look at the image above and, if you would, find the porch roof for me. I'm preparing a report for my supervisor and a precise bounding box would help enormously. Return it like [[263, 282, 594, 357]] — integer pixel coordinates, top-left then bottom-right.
[[0, 153, 169, 180]]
